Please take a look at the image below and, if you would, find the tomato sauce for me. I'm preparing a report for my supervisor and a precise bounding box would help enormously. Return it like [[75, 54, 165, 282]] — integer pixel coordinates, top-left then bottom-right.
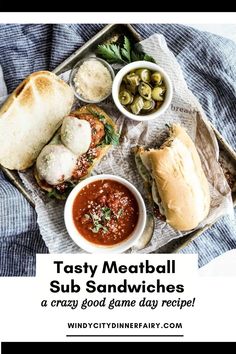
[[72, 179, 139, 245]]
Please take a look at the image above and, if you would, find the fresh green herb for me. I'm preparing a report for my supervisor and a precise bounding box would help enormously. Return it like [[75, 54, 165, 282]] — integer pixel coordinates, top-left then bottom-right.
[[104, 123, 120, 146], [102, 226, 109, 234], [62, 180, 78, 196], [91, 223, 103, 233], [90, 220, 108, 234], [97, 36, 155, 64], [117, 208, 123, 219], [91, 224, 102, 233], [143, 53, 156, 63], [87, 108, 106, 122], [87, 108, 120, 146], [67, 180, 77, 188], [101, 207, 111, 221], [97, 43, 125, 64], [87, 155, 94, 163], [48, 189, 59, 198], [47, 189, 66, 200], [47, 177, 81, 200], [131, 51, 155, 63], [121, 36, 131, 62], [90, 212, 104, 233], [130, 50, 143, 62], [90, 213, 99, 222], [89, 208, 111, 234]]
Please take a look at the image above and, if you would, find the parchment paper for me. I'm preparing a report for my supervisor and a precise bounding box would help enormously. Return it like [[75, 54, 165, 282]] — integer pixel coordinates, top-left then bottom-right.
[[19, 34, 234, 253]]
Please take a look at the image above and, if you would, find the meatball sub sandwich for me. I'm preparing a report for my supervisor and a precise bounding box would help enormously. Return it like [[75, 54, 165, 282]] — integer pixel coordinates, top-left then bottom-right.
[[0, 71, 118, 199], [134, 124, 210, 231], [35, 104, 119, 199]]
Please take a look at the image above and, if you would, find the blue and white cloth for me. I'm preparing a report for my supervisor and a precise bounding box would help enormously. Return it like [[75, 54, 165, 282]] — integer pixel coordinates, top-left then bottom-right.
[[0, 24, 235, 276]]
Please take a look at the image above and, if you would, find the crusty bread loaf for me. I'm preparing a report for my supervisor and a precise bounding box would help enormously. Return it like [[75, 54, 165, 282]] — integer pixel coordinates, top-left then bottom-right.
[[0, 71, 74, 170], [136, 124, 210, 231]]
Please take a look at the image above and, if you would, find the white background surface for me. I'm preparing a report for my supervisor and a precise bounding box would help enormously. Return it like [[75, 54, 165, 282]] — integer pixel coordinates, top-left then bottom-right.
[[0, 254, 236, 344], [199, 249, 236, 276]]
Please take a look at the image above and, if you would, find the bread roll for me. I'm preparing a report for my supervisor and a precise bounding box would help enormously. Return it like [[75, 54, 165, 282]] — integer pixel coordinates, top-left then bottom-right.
[[137, 124, 210, 231], [0, 71, 74, 170]]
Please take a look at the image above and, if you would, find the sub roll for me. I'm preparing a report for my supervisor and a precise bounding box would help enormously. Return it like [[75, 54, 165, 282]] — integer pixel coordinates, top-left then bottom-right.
[[134, 124, 210, 231], [0, 71, 74, 170]]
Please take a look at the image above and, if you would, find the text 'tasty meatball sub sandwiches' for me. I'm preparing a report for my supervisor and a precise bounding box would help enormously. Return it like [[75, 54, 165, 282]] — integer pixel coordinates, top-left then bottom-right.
[[35, 104, 119, 198], [134, 124, 211, 231]]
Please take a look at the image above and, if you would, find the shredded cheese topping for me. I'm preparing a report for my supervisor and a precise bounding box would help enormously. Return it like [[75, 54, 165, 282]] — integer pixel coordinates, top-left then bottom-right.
[[74, 59, 112, 101]]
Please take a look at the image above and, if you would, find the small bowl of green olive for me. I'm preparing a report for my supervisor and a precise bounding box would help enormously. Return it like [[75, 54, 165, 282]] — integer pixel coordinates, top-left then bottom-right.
[[112, 61, 173, 121]]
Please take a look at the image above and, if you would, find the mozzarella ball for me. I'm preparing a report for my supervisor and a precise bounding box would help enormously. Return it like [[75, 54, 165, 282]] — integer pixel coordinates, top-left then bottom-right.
[[36, 144, 77, 185], [61, 116, 91, 156]]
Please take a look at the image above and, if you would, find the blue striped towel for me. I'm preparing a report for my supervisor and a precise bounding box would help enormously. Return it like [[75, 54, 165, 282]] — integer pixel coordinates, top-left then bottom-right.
[[0, 24, 235, 276]]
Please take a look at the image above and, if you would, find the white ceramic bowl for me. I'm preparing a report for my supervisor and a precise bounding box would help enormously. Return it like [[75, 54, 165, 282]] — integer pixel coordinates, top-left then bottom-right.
[[112, 60, 173, 121], [64, 174, 147, 253]]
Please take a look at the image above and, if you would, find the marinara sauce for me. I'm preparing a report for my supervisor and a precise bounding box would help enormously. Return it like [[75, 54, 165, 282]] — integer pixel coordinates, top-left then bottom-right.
[[72, 179, 139, 245]]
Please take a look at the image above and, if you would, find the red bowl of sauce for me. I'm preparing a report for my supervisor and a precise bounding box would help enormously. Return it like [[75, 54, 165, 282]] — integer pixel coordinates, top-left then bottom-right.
[[64, 175, 146, 253]]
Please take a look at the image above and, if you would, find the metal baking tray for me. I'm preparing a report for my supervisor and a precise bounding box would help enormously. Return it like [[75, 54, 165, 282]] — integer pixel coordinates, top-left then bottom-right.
[[1, 23, 236, 252]]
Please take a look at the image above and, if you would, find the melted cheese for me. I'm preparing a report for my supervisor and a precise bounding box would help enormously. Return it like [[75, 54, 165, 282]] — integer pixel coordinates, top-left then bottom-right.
[[36, 144, 77, 185], [61, 116, 91, 156]]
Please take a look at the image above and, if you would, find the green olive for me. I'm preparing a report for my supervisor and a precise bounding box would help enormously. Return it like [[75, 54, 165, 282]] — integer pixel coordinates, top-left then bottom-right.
[[130, 96, 144, 115], [152, 86, 165, 101], [151, 72, 162, 85], [138, 82, 152, 100], [126, 73, 140, 87], [142, 99, 155, 112], [135, 68, 151, 83], [119, 90, 133, 105]]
